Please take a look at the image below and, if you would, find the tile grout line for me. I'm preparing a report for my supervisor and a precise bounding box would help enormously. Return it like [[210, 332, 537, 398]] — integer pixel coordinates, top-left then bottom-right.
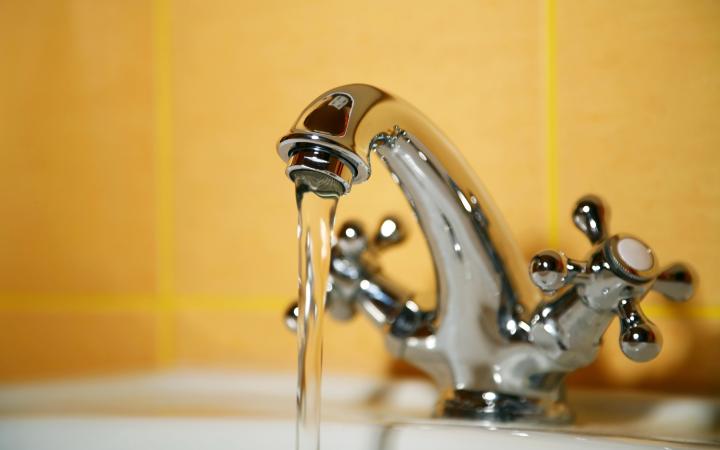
[[152, 0, 176, 369], [0, 295, 288, 313], [544, 0, 560, 248], [0, 295, 717, 319]]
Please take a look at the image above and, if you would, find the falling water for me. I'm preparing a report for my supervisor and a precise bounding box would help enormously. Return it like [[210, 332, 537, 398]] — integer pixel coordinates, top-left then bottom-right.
[[295, 180, 338, 450]]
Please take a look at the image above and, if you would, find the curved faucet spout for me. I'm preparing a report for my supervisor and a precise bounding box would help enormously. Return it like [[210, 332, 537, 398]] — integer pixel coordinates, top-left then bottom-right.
[[278, 84, 539, 392]]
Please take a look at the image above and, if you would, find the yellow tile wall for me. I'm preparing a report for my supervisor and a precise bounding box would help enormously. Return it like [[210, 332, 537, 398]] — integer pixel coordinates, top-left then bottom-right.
[[554, 0, 720, 392], [0, 0, 717, 393]]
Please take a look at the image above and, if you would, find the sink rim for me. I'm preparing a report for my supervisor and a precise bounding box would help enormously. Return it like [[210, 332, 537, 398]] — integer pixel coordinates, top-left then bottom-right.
[[0, 370, 717, 447]]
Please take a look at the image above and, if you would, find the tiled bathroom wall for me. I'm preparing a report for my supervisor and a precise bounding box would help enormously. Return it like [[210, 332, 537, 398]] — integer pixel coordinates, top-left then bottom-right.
[[0, 0, 718, 393]]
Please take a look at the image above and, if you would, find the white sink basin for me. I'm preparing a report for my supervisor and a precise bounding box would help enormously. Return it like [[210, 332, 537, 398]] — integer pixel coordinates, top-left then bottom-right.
[[0, 371, 717, 449]]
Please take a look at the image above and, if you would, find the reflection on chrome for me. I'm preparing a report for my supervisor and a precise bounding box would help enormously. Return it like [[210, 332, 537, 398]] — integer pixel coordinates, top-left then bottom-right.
[[279, 84, 695, 423]]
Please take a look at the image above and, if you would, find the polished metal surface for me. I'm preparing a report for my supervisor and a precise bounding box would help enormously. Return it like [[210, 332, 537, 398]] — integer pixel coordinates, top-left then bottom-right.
[[528, 195, 695, 364], [287, 148, 353, 196], [277, 84, 695, 423]]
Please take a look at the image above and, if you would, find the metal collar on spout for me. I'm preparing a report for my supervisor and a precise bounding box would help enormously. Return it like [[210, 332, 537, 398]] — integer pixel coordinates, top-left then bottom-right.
[[277, 84, 394, 193], [286, 146, 355, 196]]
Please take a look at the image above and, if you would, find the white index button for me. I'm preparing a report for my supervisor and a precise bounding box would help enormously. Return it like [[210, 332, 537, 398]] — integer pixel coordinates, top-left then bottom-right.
[[617, 237, 654, 271]]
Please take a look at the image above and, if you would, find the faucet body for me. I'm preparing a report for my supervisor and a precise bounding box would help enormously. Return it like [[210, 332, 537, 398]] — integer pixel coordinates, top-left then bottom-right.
[[278, 84, 694, 422]]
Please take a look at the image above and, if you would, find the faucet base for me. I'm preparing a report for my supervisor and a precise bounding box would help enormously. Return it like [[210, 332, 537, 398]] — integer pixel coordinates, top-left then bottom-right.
[[437, 390, 572, 424]]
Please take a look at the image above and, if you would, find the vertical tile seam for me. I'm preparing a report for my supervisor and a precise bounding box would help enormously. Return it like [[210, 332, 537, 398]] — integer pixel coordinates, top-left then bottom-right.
[[545, 0, 560, 248], [152, 0, 175, 368]]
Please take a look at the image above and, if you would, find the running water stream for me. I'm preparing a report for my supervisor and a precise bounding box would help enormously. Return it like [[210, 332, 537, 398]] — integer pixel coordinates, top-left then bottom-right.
[[295, 181, 339, 450]]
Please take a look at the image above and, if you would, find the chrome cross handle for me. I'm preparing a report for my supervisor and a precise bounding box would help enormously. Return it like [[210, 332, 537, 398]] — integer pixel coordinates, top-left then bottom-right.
[[285, 216, 429, 337], [529, 195, 695, 362]]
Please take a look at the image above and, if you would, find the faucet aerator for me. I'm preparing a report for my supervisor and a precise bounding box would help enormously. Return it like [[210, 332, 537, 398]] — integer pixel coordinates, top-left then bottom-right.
[[285, 146, 355, 197]]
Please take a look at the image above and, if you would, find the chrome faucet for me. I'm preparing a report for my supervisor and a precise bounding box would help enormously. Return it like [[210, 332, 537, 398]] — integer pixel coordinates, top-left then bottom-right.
[[278, 84, 695, 422]]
